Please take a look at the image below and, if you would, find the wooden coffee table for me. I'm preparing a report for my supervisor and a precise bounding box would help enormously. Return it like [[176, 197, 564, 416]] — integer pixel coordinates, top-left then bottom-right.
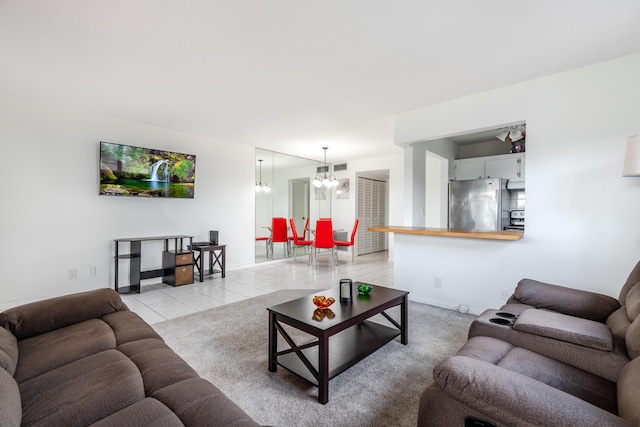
[[267, 284, 408, 404]]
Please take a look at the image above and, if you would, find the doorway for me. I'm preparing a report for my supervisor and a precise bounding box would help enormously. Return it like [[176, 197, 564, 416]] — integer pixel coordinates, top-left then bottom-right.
[[289, 178, 310, 236], [356, 172, 389, 255]]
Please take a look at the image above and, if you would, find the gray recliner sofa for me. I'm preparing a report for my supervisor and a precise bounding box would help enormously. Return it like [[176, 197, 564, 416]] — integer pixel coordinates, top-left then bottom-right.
[[0, 288, 259, 427], [418, 261, 640, 426]]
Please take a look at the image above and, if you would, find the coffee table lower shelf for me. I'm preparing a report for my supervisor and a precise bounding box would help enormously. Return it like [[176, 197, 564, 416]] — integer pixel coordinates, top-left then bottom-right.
[[276, 321, 400, 386]]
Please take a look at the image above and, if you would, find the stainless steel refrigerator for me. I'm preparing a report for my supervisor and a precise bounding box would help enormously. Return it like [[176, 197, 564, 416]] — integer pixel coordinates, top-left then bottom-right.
[[448, 178, 510, 231]]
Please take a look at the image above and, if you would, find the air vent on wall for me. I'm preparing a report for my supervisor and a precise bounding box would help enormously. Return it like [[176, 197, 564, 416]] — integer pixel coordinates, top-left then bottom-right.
[[334, 163, 348, 172], [317, 165, 330, 173]]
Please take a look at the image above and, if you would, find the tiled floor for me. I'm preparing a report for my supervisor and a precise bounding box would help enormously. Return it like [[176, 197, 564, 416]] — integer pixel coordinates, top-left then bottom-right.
[[121, 251, 393, 325]]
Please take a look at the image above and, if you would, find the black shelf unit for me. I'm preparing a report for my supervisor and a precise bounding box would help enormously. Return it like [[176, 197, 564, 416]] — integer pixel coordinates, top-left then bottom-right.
[[114, 235, 193, 294]]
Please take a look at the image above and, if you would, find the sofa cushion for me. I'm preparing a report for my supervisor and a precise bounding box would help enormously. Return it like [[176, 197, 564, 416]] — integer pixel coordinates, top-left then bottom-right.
[[0, 369, 21, 427], [118, 338, 200, 396], [0, 327, 18, 376], [617, 356, 640, 425], [455, 333, 514, 364], [456, 337, 618, 414], [513, 309, 614, 351], [607, 307, 632, 341], [101, 310, 163, 345], [625, 315, 640, 359], [430, 351, 625, 427], [514, 279, 620, 323], [0, 288, 127, 340], [15, 318, 116, 383], [619, 260, 640, 305], [496, 347, 617, 413], [19, 349, 145, 427], [152, 378, 260, 427], [624, 282, 640, 321], [90, 398, 184, 426]]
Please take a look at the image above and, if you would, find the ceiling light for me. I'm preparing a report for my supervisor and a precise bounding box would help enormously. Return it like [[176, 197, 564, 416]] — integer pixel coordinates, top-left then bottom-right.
[[496, 130, 509, 142], [496, 126, 525, 143], [312, 147, 340, 188], [255, 159, 271, 193]]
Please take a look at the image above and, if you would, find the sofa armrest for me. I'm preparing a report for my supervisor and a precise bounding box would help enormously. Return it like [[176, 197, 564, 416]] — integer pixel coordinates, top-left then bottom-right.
[[0, 289, 128, 340], [514, 278, 620, 322], [513, 309, 614, 351], [434, 356, 629, 427]]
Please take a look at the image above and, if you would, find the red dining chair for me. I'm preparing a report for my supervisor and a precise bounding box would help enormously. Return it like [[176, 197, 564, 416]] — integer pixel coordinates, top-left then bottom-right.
[[255, 236, 269, 258], [269, 217, 290, 259], [289, 218, 313, 263], [288, 217, 309, 244], [335, 219, 359, 262], [313, 219, 337, 267]]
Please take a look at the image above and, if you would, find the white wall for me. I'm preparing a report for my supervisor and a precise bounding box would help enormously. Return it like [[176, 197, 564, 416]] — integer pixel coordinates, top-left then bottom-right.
[[395, 53, 640, 312], [331, 153, 404, 258], [0, 93, 255, 303]]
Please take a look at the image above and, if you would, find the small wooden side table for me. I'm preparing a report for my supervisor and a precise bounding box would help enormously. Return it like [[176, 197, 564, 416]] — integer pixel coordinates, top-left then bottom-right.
[[192, 244, 226, 282]]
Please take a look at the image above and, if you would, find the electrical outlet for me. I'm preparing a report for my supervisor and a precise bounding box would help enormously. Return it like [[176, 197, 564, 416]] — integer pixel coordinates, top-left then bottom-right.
[[500, 288, 511, 300], [434, 277, 442, 289], [68, 269, 77, 280], [89, 266, 96, 277]]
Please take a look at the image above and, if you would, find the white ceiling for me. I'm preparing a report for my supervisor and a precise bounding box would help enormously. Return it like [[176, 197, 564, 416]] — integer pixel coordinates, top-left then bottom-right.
[[2, 1, 640, 163]]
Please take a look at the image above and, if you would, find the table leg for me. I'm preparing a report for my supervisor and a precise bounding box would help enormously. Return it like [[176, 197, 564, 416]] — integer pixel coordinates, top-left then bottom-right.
[[221, 246, 226, 277], [268, 312, 277, 372], [318, 333, 329, 404], [400, 294, 408, 345], [199, 248, 205, 282]]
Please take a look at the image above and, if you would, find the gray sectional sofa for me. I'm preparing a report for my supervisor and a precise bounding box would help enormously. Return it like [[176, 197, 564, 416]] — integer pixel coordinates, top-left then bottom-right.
[[419, 261, 640, 426], [0, 288, 259, 427]]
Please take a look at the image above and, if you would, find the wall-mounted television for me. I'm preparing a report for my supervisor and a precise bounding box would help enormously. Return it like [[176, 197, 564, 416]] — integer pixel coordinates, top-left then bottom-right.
[[99, 141, 196, 198]]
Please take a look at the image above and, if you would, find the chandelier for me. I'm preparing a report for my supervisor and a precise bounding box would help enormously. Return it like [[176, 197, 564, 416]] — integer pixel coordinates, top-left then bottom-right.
[[255, 159, 271, 193], [312, 147, 339, 188]]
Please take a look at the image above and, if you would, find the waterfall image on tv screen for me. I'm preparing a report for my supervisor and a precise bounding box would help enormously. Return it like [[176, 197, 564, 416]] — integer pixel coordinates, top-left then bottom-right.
[[99, 141, 196, 198]]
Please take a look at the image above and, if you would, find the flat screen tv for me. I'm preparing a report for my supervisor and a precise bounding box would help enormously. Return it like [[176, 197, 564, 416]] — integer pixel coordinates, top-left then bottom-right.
[[99, 141, 196, 198]]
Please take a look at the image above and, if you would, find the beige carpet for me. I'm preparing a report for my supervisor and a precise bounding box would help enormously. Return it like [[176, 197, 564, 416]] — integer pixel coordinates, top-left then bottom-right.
[[152, 289, 475, 427]]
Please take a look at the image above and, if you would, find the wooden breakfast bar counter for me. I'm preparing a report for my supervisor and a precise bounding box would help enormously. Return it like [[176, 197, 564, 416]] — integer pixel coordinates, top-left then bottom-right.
[[368, 226, 523, 241], [367, 225, 524, 314]]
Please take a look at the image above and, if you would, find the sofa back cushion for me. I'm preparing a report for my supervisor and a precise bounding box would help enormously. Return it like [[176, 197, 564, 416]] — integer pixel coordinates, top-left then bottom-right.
[[0, 289, 127, 340], [0, 327, 18, 376], [624, 282, 640, 322], [607, 307, 632, 341], [0, 368, 21, 426], [514, 279, 620, 323], [619, 260, 640, 305], [625, 315, 640, 359]]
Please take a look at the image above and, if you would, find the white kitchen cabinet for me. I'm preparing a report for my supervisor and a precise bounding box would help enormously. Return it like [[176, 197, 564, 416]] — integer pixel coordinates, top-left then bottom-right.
[[454, 158, 485, 180], [454, 153, 525, 181]]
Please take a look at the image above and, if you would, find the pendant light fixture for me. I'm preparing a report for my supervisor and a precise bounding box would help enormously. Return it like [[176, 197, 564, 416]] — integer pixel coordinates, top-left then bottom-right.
[[255, 159, 271, 193], [312, 147, 339, 188], [496, 126, 525, 143]]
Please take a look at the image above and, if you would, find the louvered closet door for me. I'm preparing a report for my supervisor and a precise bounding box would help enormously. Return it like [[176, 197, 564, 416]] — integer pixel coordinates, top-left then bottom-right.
[[357, 177, 388, 255]]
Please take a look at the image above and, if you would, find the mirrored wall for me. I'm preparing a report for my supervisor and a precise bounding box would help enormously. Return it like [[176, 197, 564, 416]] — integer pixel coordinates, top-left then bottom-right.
[[255, 148, 332, 262]]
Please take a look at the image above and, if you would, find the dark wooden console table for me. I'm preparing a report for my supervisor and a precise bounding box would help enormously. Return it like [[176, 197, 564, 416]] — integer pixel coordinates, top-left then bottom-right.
[[192, 244, 226, 282], [114, 235, 193, 294]]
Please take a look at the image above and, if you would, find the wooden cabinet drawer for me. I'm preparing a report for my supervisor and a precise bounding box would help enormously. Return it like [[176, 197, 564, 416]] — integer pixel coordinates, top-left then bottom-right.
[[175, 265, 193, 286], [175, 252, 193, 265]]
